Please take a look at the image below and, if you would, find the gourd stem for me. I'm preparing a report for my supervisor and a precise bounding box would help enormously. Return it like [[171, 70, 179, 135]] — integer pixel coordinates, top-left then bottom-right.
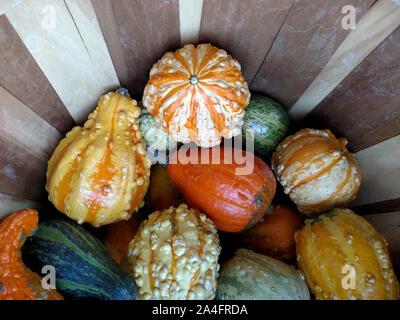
[[190, 75, 199, 85]]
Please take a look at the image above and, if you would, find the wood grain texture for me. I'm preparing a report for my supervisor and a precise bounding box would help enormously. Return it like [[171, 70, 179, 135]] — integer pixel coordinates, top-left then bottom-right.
[[0, 15, 74, 134], [349, 135, 400, 208], [364, 212, 400, 276], [289, 0, 400, 120], [0, 136, 48, 200], [0, 0, 23, 15], [199, 0, 293, 83], [352, 198, 400, 216], [251, 0, 375, 109], [179, 0, 203, 45], [0, 85, 63, 159], [306, 27, 400, 152], [6, 0, 120, 124], [92, 0, 181, 99], [0, 193, 43, 221]]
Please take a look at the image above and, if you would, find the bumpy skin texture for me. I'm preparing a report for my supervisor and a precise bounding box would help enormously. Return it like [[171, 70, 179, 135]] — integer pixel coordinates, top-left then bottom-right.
[[241, 93, 289, 158], [295, 209, 399, 300], [167, 146, 276, 232], [128, 204, 221, 300], [142, 43, 250, 147], [237, 204, 303, 261], [0, 209, 63, 300], [46, 91, 151, 227], [139, 109, 175, 151], [271, 129, 361, 216], [216, 249, 310, 300]]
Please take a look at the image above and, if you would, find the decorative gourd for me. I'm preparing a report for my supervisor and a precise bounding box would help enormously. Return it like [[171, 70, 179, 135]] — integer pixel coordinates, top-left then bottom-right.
[[127, 204, 221, 300], [102, 215, 142, 270], [22, 218, 138, 300], [237, 204, 303, 261], [147, 164, 184, 211], [167, 146, 276, 232], [295, 208, 399, 300], [46, 91, 151, 227], [216, 248, 310, 300], [139, 108, 175, 151], [271, 128, 361, 216], [142, 43, 251, 147], [0, 209, 63, 300], [241, 93, 289, 158]]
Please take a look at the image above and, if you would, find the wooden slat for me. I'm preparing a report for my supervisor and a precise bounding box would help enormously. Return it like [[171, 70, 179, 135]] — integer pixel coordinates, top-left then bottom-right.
[[0, 15, 74, 134], [251, 0, 375, 109], [0, 137, 48, 200], [306, 27, 400, 152], [92, 0, 180, 98], [199, 0, 293, 84], [364, 212, 400, 276], [0, 193, 43, 221], [349, 135, 400, 210], [0, 85, 63, 158], [179, 0, 203, 45], [6, 0, 120, 124], [352, 198, 400, 216], [0, 0, 23, 15], [289, 0, 400, 120]]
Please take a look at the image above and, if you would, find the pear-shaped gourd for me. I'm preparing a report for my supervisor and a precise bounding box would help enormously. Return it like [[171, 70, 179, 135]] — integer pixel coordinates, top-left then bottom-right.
[[46, 91, 151, 227]]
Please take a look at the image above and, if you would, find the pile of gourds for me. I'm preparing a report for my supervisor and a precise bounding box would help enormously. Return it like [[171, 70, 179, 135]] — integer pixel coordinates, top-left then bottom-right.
[[0, 44, 398, 300]]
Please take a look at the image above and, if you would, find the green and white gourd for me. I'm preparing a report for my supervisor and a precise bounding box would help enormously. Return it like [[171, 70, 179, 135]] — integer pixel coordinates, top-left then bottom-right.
[[139, 108, 175, 152], [216, 249, 310, 300], [241, 93, 289, 158]]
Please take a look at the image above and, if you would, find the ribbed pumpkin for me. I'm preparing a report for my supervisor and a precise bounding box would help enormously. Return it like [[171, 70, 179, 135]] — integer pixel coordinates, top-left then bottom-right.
[[295, 208, 399, 300], [0, 209, 63, 300], [271, 128, 361, 216], [216, 249, 310, 300], [127, 204, 221, 300], [142, 43, 251, 147], [167, 146, 276, 232], [237, 204, 303, 261], [46, 91, 151, 227]]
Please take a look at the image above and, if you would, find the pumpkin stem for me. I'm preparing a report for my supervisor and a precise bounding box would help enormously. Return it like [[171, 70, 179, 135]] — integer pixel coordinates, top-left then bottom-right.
[[190, 75, 199, 85]]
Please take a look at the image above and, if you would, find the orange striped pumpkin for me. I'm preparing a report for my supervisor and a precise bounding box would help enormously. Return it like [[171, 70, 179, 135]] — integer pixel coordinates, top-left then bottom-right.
[[295, 208, 399, 300], [46, 91, 151, 227], [271, 129, 361, 216], [142, 44, 250, 147]]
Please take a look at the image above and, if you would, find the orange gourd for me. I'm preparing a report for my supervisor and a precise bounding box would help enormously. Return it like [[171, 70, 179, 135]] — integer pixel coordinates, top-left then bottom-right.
[[237, 204, 303, 261], [295, 208, 399, 300], [271, 128, 361, 216], [46, 91, 151, 227], [0, 209, 63, 300], [102, 216, 142, 270], [147, 163, 184, 211], [142, 43, 250, 147], [167, 146, 276, 232]]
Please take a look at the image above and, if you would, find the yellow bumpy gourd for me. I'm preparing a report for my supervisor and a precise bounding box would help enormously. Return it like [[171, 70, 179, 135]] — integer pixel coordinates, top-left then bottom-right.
[[46, 91, 151, 227], [128, 204, 221, 300]]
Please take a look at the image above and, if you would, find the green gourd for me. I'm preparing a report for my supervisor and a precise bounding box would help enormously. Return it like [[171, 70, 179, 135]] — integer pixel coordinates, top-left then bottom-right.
[[139, 108, 175, 151], [22, 219, 137, 300], [216, 249, 310, 300], [241, 93, 289, 158]]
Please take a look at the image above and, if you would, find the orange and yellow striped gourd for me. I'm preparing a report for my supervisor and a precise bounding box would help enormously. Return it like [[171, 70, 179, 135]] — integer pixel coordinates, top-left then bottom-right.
[[295, 208, 399, 300], [46, 91, 151, 227]]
